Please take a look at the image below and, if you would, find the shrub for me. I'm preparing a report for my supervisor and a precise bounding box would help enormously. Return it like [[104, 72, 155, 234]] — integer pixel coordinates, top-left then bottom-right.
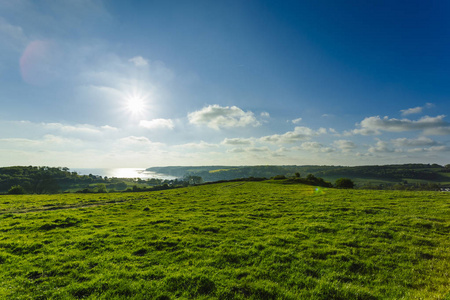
[[335, 178, 355, 189], [8, 185, 25, 194]]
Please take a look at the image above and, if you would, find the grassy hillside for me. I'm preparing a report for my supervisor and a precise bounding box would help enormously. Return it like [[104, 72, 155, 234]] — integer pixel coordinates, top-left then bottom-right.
[[0, 182, 449, 299], [147, 164, 450, 189]]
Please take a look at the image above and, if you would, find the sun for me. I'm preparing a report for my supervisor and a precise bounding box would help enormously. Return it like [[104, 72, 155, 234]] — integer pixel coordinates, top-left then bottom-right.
[[126, 96, 145, 114], [124, 92, 148, 117]]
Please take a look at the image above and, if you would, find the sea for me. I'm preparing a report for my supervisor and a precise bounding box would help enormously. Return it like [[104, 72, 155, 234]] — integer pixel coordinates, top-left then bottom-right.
[[70, 168, 178, 180]]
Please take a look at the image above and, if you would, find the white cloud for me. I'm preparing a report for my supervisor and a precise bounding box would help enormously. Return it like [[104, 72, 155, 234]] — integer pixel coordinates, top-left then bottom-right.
[[261, 112, 270, 118], [0, 134, 83, 150], [292, 117, 302, 124], [259, 126, 327, 144], [227, 146, 270, 153], [129, 56, 148, 67], [101, 125, 118, 131], [328, 128, 338, 134], [333, 140, 357, 152], [139, 119, 174, 130], [345, 128, 379, 136], [117, 136, 165, 151], [391, 136, 438, 147], [407, 146, 450, 153], [119, 136, 152, 144], [423, 126, 450, 136], [299, 142, 334, 153], [350, 115, 449, 135], [400, 103, 434, 116], [188, 104, 260, 130], [175, 141, 218, 150], [368, 140, 394, 153], [401, 106, 423, 116], [246, 146, 270, 152], [228, 148, 245, 153], [43, 123, 101, 135], [10, 121, 118, 138], [221, 138, 253, 146]]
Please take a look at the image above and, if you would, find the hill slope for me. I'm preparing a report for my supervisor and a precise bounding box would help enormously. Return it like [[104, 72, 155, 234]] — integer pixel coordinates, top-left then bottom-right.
[[148, 164, 450, 189], [0, 182, 449, 299]]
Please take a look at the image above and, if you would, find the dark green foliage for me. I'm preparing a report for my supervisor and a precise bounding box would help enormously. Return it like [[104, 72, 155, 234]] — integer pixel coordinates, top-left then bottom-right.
[[7, 185, 25, 194], [284, 174, 332, 188], [335, 178, 355, 189]]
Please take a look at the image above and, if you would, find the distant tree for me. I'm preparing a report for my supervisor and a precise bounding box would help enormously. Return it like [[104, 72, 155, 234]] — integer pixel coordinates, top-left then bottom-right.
[[115, 182, 128, 190], [8, 185, 26, 194], [295, 172, 301, 178], [96, 184, 107, 193], [335, 178, 355, 189], [273, 175, 286, 180], [305, 174, 317, 182], [185, 176, 203, 185]]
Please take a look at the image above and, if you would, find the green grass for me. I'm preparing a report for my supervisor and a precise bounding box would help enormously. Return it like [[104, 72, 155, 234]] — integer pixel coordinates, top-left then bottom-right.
[[0, 181, 449, 299]]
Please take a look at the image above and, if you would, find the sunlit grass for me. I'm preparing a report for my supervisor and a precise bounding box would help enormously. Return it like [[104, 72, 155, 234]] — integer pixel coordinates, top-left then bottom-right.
[[0, 182, 449, 299]]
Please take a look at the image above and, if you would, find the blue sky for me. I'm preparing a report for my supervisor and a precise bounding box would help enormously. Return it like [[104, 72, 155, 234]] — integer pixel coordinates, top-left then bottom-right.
[[1, 0, 450, 167]]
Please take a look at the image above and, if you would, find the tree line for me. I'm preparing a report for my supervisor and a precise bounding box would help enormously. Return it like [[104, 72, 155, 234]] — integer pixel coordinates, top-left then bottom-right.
[[0, 166, 202, 195]]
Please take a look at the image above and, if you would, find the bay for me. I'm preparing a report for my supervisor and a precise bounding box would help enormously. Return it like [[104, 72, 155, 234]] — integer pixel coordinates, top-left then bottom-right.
[[70, 168, 178, 180]]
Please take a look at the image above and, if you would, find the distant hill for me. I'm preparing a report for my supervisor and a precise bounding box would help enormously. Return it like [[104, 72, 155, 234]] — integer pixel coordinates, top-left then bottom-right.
[[2, 164, 449, 193], [0, 166, 174, 194], [147, 164, 450, 189]]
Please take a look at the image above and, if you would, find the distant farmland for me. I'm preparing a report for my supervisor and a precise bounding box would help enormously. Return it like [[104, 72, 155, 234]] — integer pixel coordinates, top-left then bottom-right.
[[0, 181, 449, 299]]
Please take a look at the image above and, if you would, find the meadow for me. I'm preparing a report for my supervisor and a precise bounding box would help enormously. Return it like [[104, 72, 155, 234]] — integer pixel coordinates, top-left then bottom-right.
[[0, 181, 449, 299]]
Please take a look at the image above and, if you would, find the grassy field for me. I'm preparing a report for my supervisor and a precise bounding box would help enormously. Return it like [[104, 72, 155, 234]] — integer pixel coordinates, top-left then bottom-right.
[[0, 181, 449, 299]]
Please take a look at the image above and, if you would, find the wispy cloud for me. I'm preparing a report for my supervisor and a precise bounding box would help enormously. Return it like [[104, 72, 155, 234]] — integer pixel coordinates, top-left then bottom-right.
[[9, 120, 118, 138], [139, 119, 174, 130], [0, 135, 83, 150], [291, 117, 302, 124], [259, 126, 327, 144], [175, 141, 218, 150], [0, 17, 28, 52], [129, 56, 148, 67], [400, 103, 434, 116], [117, 136, 165, 151]]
